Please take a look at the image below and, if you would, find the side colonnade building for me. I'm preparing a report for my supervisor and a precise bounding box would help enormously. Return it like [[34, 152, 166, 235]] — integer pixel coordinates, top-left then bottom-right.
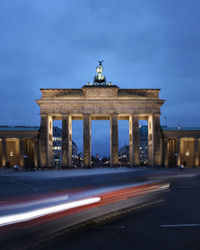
[[0, 124, 199, 168], [0, 126, 39, 168], [162, 127, 200, 168]]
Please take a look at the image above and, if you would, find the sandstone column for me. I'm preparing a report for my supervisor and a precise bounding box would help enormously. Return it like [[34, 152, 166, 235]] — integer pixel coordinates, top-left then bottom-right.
[[34, 139, 39, 167], [40, 114, 47, 166], [2, 138, 7, 167], [163, 137, 169, 167], [39, 114, 53, 166], [19, 138, 26, 167], [148, 114, 161, 166], [62, 115, 72, 168], [148, 115, 154, 166], [47, 115, 53, 166], [154, 115, 161, 165], [176, 138, 181, 166], [83, 114, 91, 167], [129, 115, 140, 166], [194, 138, 199, 167], [110, 114, 119, 167]]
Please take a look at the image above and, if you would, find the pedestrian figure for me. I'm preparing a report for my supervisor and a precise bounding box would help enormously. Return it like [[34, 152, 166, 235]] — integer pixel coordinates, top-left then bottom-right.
[[179, 163, 184, 170]]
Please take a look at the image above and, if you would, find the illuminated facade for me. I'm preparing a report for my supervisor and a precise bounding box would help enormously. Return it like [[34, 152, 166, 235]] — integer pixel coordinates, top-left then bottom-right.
[[0, 126, 39, 168], [162, 127, 200, 168], [0, 63, 199, 168], [35, 62, 200, 168], [0, 125, 199, 169], [118, 126, 200, 168], [36, 62, 165, 167]]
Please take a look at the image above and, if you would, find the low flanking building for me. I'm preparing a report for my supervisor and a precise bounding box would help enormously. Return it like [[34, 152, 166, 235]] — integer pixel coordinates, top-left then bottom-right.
[[0, 126, 39, 168], [118, 126, 200, 168], [162, 126, 200, 168], [0, 126, 199, 168], [0, 126, 79, 168]]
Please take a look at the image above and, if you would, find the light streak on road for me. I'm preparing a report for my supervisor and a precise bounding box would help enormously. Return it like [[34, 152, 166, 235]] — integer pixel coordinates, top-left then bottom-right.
[[0, 180, 170, 229], [157, 184, 170, 190], [0, 197, 101, 227]]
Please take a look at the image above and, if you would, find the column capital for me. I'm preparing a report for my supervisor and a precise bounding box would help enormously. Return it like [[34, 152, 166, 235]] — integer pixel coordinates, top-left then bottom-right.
[[40, 113, 48, 117], [62, 113, 71, 117], [129, 114, 139, 116], [129, 114, 139, 122], [110, 113, 118, 117], [83, 113, 91, 117]]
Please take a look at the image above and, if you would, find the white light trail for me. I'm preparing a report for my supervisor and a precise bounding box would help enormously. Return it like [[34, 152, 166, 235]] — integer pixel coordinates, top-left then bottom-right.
[[157, 184, 170, 190], [0, 197, 101, 227]]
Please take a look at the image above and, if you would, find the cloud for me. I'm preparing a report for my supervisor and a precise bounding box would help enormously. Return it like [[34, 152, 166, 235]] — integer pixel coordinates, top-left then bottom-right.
[[0, 0, 200, 154]]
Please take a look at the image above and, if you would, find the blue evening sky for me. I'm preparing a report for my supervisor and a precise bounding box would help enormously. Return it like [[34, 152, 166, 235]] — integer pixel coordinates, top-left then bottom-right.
[[0, 0, 200, 156]]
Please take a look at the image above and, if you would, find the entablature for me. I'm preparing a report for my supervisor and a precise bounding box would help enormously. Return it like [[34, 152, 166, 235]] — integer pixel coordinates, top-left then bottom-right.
[[0, 131, 39, 139], [40, 113, 160, 121], [38, 87, 163, 100], [162, 130, 200, 139]]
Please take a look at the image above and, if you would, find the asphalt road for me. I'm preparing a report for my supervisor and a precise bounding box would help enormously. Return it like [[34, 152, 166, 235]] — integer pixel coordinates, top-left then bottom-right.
[[41, 176, 200, 250], [0, 168, 196, 200], [0, 168, 162, 199], [0, 168, 170, 250]]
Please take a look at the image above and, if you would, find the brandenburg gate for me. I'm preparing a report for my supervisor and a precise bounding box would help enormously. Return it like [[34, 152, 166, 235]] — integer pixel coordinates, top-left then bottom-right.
[[36, 62, 165, 167]]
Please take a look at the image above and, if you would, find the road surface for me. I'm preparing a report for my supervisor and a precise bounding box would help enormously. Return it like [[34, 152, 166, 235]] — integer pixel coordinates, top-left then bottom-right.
[[41, 175, 200, 250]]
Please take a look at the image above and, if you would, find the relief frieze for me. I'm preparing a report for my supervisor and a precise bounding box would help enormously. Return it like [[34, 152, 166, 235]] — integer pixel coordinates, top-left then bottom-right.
[[40, 102, 161, 115]]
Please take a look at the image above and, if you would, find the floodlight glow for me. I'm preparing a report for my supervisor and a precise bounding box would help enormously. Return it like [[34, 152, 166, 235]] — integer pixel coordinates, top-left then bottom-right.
[[185, 151, 190, 156]]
